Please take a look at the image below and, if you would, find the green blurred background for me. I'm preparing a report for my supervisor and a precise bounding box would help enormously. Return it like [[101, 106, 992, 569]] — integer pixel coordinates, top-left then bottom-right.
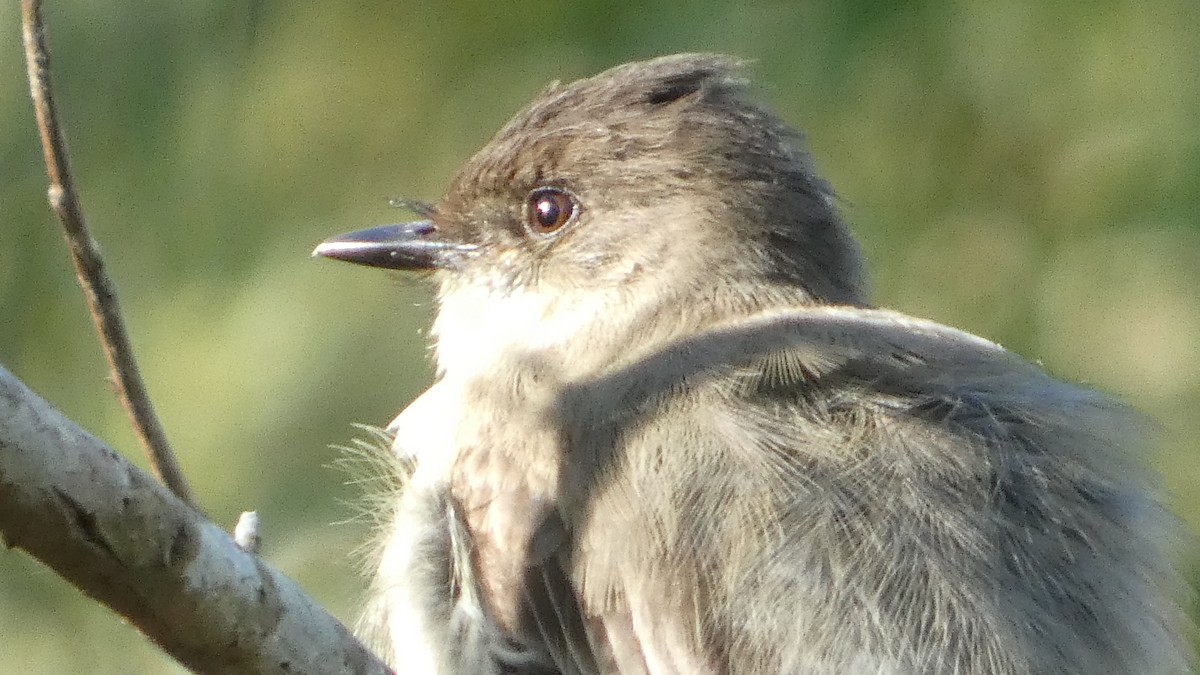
[[1, 1, 1197, 671]]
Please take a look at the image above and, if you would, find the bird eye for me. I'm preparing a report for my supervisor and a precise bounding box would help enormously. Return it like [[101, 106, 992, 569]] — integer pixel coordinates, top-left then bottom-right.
[[525, 187, 578, 235]]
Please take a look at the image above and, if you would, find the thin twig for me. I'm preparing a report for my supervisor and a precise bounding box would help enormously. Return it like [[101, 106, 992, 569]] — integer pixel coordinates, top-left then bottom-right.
[[21, 0, 196, 508]]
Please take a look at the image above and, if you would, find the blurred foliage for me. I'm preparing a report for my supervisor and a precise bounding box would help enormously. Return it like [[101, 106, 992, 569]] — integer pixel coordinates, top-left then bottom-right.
[[1, 1, 1197, 671]]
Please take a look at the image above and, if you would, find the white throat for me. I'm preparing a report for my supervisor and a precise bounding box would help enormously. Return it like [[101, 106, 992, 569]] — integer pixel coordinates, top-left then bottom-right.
[[431, 280, 616, 383]]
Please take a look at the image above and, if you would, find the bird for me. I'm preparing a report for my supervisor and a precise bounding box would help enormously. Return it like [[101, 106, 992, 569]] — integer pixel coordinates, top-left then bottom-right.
[[314, 54, 1190, 674]]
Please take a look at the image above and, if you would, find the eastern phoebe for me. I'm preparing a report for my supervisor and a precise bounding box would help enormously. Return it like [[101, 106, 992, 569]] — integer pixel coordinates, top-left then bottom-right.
[[315, 54, 1188, 674]]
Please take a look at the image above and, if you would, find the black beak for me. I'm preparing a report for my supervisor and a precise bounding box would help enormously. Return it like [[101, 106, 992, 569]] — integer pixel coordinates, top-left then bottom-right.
[[312, 220, 471, 270]]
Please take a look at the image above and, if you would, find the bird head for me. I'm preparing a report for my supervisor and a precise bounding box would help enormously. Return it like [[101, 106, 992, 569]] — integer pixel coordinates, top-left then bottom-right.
[[315, 54, 867, 375]]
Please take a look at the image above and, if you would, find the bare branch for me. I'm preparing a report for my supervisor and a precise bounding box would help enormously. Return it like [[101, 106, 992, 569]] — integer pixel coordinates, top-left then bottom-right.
[[20, 0, 196, 506], [0, 365, 393, 675]]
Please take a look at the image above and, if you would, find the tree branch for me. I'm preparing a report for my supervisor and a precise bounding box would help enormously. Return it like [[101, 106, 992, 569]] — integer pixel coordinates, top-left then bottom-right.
[[0, 365, 393, 675], [20, 0, 195, 507]]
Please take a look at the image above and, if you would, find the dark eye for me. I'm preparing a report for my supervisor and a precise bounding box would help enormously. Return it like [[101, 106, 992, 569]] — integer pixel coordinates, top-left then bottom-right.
[[525, 187, 578, 235]]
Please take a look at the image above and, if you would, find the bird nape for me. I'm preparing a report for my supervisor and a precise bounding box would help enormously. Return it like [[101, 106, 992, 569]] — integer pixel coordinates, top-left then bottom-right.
[[315, 54, 1190, 675]]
